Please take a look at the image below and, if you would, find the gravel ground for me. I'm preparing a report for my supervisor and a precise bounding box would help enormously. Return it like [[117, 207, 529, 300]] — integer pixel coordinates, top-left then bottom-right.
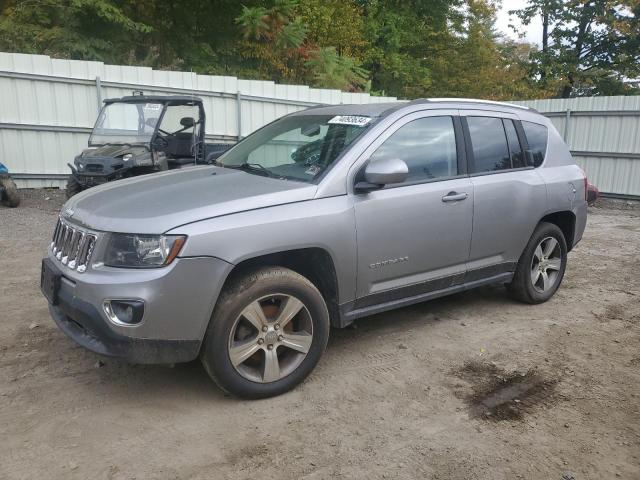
[[1, 189, 639, 480]]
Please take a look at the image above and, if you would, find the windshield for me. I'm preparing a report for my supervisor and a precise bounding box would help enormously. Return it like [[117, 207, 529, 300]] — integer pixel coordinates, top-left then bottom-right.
[[218, 114, 372, 183], [89, 102, 163, 145]]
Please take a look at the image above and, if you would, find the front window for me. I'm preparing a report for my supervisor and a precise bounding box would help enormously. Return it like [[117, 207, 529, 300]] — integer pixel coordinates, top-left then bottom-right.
[[89, 102, 163, 146], [218, 114, 372, 183], [368, 116, 458, 183]]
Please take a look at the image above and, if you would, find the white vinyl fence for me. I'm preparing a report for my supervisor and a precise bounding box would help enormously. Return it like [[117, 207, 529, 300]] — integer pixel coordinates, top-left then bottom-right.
[[1, 52, 638, 196], [513, 96, 640, 198], [0, 52, 398, 188]]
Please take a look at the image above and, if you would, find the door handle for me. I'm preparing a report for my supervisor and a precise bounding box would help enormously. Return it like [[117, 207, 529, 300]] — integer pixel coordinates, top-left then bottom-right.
[[442, 191, 468, 202]]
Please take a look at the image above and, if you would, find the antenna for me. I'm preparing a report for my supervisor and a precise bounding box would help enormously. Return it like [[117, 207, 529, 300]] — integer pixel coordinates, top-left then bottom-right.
[[190, 68, 198, 165]]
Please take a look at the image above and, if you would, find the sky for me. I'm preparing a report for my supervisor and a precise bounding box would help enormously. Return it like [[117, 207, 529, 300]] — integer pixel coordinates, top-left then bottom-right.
[[495, 0, 543, 45]]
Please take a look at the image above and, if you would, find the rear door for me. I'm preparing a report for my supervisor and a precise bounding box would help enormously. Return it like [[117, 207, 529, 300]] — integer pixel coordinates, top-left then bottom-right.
[[460, 110, 547, 281], [352, 110, 473, 306]]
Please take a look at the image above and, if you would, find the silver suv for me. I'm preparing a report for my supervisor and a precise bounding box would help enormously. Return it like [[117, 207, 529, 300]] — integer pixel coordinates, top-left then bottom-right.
[[41, 99, 588, 398]]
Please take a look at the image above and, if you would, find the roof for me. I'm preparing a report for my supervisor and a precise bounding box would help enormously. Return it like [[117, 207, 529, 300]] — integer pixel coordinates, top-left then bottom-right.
[[104, 95, 203, 104], [291, 102, 406, 118], [291, 98, 534, 118]]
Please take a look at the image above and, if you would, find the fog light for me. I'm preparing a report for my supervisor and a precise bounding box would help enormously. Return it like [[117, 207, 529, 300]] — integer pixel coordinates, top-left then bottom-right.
[[103, 300, 144, 326]]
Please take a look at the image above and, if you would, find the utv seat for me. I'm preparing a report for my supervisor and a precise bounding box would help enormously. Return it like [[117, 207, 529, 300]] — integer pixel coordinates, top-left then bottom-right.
[[165, 132, 194, 158]]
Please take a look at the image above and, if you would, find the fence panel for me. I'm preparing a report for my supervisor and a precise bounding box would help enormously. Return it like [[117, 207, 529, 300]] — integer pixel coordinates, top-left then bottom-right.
[[1, 52, 638, 196], [514, 97, 640, 197], [0, 52, 397, 188]]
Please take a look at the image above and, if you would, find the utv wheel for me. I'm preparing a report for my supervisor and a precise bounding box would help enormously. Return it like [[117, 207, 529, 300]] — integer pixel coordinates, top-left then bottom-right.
[[201, 267, 330, 399], [508, 222, 567, 304], [0, 175, 20, 207], [65, 175, 83, 199]]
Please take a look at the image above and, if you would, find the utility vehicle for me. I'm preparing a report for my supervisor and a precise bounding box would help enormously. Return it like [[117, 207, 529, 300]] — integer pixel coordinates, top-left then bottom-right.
[[66, 95, 231, 197]]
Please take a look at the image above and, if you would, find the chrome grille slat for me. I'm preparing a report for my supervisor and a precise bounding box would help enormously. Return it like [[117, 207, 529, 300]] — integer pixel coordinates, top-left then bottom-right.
[[50, 217, 96, 273]]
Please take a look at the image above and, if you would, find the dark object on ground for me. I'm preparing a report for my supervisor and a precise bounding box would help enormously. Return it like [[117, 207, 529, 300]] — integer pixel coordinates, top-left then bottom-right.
[[0, 162, 20, 207]]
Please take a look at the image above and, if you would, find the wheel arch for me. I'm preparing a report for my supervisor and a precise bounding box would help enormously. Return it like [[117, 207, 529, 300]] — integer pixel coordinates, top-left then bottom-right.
[[220, 247, 342, 328], [538, 210, 576, 251]]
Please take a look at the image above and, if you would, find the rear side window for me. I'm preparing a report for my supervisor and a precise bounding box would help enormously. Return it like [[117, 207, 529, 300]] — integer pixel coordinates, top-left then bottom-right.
[[503, 119, 525, 169], [522, 121, 548, 167], [369, 116, 458, 183], [466, 117, 510, 173]]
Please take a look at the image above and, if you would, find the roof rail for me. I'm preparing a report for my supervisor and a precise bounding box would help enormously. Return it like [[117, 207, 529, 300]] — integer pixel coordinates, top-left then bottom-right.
[[415, 98, 531, 111]]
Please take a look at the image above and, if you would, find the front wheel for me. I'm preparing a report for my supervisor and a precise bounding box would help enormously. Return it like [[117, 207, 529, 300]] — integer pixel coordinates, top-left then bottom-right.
[[508, 222, 567, 304], [201, 267, 330, 399], [65, 175, 83, 199]]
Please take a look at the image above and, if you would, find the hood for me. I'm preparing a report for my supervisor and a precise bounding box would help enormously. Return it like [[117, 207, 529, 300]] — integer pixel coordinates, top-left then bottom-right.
[[64, 166, 317, 233], [81, 144, 146, 158]]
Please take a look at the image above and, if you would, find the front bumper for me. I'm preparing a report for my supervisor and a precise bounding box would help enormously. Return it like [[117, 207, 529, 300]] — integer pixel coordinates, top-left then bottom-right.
[[42, 253, 233, 364], [49, 301, 200, 364]]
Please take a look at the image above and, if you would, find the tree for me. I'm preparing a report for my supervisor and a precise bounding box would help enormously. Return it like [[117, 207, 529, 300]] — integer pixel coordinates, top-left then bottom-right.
[[235, 0, 370, 90], [512, 0, 640, 97], [360, 0, 462, 97], [0, 0, 151, 62]]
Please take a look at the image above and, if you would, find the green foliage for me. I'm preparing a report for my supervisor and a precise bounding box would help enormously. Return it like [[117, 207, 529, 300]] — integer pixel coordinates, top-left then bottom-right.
[[511, 0, 640, 97], [306, 47, 369, 90], [0, 0, 636, 98], [236, 6, 269, 40]]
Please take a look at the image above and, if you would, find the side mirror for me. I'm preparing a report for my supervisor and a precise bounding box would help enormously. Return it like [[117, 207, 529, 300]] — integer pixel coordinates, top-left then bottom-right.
[[355, 157, 409, 193]]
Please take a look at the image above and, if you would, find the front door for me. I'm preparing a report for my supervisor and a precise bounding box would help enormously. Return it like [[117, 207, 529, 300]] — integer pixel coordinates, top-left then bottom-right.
[[352, 111, 473, 307]]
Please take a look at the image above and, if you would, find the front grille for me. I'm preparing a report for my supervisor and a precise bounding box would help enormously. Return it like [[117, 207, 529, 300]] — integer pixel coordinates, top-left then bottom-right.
[[85, 164, 103, 173], [50, 218, 97, 273]]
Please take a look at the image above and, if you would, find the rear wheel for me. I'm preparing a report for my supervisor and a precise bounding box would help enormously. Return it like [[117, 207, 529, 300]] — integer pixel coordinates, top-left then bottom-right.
[[65, 175, 83, 199], [0, 175, 20, 207], [508, 222, 567, 304], [200, 267, 330, 399]]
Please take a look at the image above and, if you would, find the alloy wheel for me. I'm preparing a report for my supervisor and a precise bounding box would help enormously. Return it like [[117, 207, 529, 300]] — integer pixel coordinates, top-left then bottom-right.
[[530, 236, 563, 293], [228, 294, 313, 383]]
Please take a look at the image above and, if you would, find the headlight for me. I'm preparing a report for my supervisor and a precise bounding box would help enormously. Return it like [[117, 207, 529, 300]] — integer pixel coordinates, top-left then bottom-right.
[[104, 234, 186, 268], [122, 154, 133, 162]]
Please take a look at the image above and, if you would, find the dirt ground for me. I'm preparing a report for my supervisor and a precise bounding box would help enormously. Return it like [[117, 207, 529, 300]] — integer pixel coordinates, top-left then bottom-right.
[[1, 189, 639, 480]]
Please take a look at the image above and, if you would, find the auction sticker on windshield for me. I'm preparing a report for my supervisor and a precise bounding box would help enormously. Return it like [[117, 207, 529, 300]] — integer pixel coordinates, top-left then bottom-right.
[[328, 115, 372, 126]]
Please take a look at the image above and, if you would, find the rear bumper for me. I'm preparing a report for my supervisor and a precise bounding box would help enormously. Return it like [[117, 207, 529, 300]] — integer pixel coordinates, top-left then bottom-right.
[[572, 201, 588, 248]]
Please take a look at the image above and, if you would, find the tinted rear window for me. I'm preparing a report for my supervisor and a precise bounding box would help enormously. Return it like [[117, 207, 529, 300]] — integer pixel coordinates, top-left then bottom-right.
[[522, 121, 548, 167], [503, 119, 525, 169], [467, 117, 510, 173]]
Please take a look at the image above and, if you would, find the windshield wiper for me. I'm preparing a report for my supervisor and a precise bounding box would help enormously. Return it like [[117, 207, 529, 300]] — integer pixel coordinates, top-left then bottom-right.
[[223, 162, 280, 178]]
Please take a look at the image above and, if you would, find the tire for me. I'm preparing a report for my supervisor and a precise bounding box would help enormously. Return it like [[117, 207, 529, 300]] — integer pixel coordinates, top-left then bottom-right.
[[200, 266, 330, 399], [0, 175, 20, 207], [507, 222, 567, 304], [65, 175, 83, 199]]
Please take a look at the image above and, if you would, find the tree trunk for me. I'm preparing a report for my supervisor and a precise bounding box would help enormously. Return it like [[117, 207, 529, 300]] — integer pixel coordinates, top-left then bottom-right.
[[541, 8, 548, 82]]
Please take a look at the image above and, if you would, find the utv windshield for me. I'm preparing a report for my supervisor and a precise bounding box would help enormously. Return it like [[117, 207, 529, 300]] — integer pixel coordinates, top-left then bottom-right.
[[217, 114, 372, 183], [89, 102, 163, 146]]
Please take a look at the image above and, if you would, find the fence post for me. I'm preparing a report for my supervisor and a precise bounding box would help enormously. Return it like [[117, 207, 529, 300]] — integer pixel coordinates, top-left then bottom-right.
[[564, 108, 571, 143], [236, 91, 243, 140], [95, 76, 103, 113]]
